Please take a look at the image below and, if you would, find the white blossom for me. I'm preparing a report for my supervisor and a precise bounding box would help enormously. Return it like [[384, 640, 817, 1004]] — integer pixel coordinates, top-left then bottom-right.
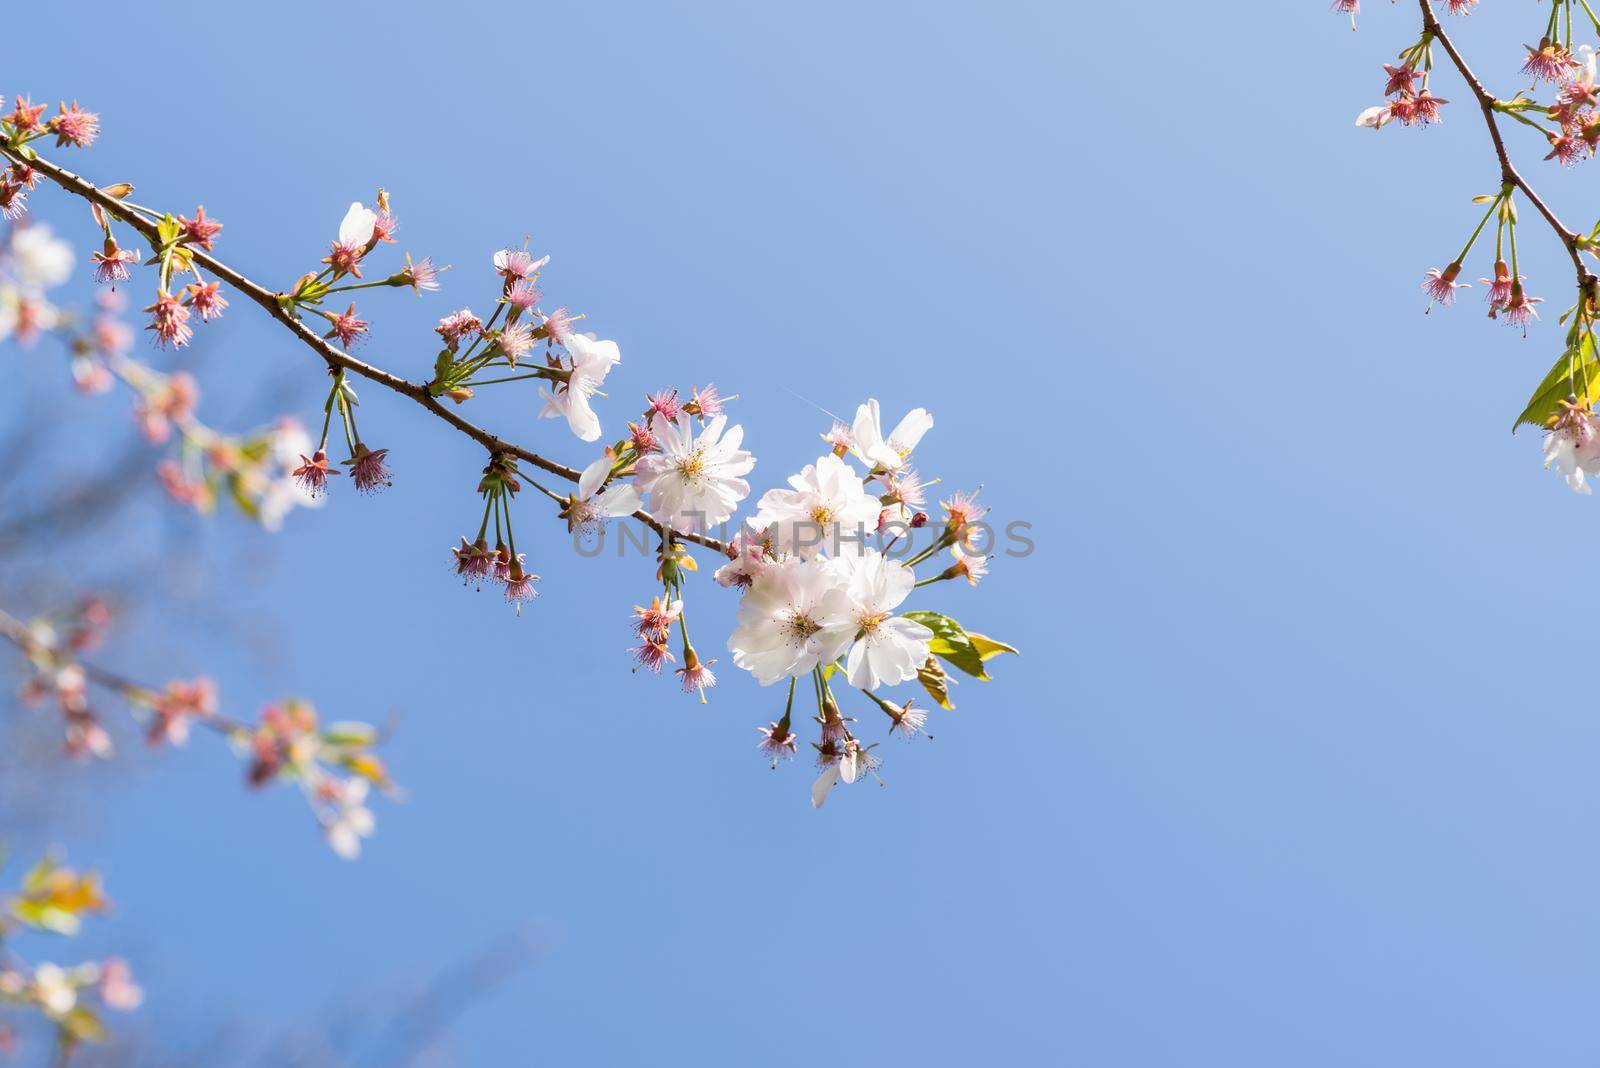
[[752, 453, 881, 558], [337, 202, 378, 248], [727, 556, 854, 685], [323, 778, 376, 860], [634, 412, 754, 531], [539, 333, 620, 442], [566, 453, 643, 533], [10, 224, 73, 290], [833, 549, 932, 691], [849, 398, 933, 472]]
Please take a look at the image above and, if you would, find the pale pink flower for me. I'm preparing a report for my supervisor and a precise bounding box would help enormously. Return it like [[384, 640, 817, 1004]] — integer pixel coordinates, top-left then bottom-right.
[[684, 383, 724, 419], [97, 958, 142, 1011], [90, 242, 137, 286], [675, 647, 717, 698], [494, 248, 548, 281], [1480, 260, 1516, 310], [507, 279, 542, 312], [757, 722, 799, 765], [502, 558, 540, 614], [1421, 263, 1469, 305], [397, 254, 440, 292], [1499, 284, 1543, 334], [495, 321, 535, 365], [436, 308, 482, 352], [885, 699, 928, 740], [541, 307, 575, 345]]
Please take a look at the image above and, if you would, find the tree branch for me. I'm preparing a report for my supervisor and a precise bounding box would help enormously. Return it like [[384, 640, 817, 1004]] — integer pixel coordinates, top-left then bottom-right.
[[1419, 0, 1597, 288], [0, 145, 729, 554]]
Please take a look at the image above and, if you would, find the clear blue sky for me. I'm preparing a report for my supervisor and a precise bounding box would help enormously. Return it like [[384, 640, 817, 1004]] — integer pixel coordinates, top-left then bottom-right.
[[6, 1, 1600, 1064]]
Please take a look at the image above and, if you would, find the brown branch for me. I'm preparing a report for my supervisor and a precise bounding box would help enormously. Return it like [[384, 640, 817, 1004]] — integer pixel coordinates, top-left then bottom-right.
[[0, 145, 729, 554], [1419, 0, 1597, 288]]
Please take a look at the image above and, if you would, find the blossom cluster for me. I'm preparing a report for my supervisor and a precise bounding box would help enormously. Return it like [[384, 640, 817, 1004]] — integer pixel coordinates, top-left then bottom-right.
[[0, 853, 140, 1060], [1339, 1, 1600, 494], [0, 91, 1018, 814]]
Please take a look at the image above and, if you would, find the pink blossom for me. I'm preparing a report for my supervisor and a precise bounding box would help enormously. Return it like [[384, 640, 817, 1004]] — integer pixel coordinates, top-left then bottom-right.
[[628, 420, 659, 455], [0, 178, 27, 221], [540, 307, 575, 345], [757, 722, 799, 765], [507, 279, 542, 312], [451, 537, 496, 586], [495, 322, 535, 365], [494, 248, 547, 282], [1480, 260, 1516, 310], [90, 242, 138, 286], [5, 96, 47, 133], [632, 639, 673, 673], [675, 647, 717, 697], [178, 206, 224, 250], [1421, 262, 1469, 306], [501, 558, 540, 614], [48, 100, 99, 148], [396, 254, 440, 293], [1546, 131, 1590, 165], [97, 958, 143, 1011], [1382, 64, 1418, 96], [435, 308, 482, 352], [183, 281, 229, 322], [342, 443, 391, 494], [324, 303, 369, 348], [144, 292, 193, 349], [292, 450, 338, 497], [684, 383, 723, 419], [645, 389, 681, 422], [1523, 42, 1580, 84], [1499, 284, 1544, 334]]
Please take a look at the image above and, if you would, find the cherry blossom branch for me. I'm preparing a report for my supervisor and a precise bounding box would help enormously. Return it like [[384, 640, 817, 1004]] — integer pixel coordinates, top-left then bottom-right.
[[0, 145, 728, 554], [1418, 0, 1596, 289], [0, 601, 396, 859]]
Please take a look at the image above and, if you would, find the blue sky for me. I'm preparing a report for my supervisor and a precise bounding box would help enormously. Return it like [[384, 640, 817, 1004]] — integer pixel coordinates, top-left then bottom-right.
[[5, 0, 1600, 1064]]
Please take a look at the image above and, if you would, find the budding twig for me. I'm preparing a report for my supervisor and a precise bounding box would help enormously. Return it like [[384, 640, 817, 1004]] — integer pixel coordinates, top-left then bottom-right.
[[0, 145, 728, 554]]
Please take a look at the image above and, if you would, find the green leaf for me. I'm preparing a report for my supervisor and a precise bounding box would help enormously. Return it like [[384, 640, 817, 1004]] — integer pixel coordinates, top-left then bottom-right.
[[965, 632, 1019, 662], [1514, 330, 1599, 431], [902, 611, 989, 680]]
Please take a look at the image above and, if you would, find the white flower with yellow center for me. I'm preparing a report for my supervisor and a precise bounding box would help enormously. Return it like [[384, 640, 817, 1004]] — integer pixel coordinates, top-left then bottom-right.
[[752, 453, 881, 558], [727, 557, 854, 685], [833, 549, 932, 691], [634, 412, 754, 531]]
